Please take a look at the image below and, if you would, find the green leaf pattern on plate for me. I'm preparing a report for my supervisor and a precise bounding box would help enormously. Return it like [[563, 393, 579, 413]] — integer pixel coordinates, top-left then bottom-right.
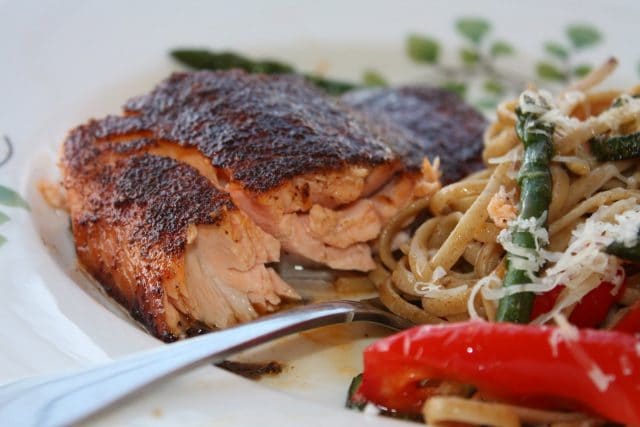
[[0, 185, 29, 209], [459, 47, 480, 65], [407, 34, 440, 64], [0, 136, 28, 248], [490, 41, 514, 58], [567, 24, 602, 49], [362, 70, 388, 87], [536, 61, 567, 81], [403, 18, 606, 110], [441, 81, 467, 97], [544, 42, 569, 60], [573, 64, 593, 78], [456, 18, 491, 44]]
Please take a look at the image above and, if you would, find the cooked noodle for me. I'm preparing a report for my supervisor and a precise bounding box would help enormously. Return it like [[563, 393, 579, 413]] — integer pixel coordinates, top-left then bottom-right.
[[372, 58, 640, 426]]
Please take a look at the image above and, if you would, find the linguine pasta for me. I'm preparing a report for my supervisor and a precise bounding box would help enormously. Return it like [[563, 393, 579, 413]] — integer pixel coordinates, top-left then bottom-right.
[[369, 58, 640, 426]]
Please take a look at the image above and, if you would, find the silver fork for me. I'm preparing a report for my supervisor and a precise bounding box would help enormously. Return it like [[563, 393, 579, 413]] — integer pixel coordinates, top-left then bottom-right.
[[0, 299, 412, 427]]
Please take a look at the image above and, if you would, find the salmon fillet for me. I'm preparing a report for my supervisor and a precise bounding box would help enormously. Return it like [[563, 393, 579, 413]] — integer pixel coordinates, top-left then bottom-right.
[[62, 145, 299, 341], [341, 86, 487, 184], [108, 70, 424, 271], [60, 71, 484, 340]]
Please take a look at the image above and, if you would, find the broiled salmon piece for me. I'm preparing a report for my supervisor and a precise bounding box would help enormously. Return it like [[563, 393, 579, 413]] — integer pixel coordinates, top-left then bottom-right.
[[109, 70, 430, 271], [60, 71, 485, 341], [341, 86, 487, 184], [62, 152, 299, 341]]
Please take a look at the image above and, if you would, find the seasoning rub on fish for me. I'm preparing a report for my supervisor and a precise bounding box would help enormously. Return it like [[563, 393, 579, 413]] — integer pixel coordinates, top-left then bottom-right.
[[61, 70, 484, 340]]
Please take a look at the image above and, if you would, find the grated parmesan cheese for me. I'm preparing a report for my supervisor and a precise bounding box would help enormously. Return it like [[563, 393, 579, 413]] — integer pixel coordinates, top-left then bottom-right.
[[481, 200, 639, 324], [549, 313, 579, 357], [519, 90, 582, 142], [587, 366, 616, 392], [363, 403, 380, 416], [591, 95, 640, 133], [552, 314, 615, 392], [467, 273, 501, 320], [619, 354, 633, 376], [496, 212, 550, 281]]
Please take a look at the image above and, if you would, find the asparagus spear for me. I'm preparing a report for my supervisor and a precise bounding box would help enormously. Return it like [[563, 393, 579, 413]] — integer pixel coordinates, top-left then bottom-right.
[[496, 93, 555, 323], [606, 229, 640, 262], [345, 373, 367, 410], [171, 49, 357, 95], [589, 132, 640, 161]]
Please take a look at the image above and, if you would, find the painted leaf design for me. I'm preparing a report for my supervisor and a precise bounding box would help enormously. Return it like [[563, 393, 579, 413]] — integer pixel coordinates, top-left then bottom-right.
[[544, 41, 569, 60], [475, 98, 499, 111], [362, 70, 388, 87], [567, 24, 602, 49], [441, 81, 467, 97], [407, 34, 440, 64], [536, 61, 566, 81], [459, 47, 479, 65], [0, 211, 9, 225], [490, 40, 514, 57], [0, 234, 5, 247], [456, 18, 491, 44], [483, 79, 504, 95], [573, 64, 593, 78], [0, 185, 29, 209]]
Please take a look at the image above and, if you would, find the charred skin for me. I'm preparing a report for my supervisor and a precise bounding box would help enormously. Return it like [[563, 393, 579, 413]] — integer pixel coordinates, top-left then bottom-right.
[[122, 70, 399, 194], [64, 153, 234, 340], [341, 86, 487, 183], [63, 70, 413, 275], [60, 71, 487, 340]]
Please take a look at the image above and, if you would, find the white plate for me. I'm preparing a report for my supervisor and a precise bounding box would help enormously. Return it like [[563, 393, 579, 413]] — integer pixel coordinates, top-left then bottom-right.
[[1, 1, 638, 425]]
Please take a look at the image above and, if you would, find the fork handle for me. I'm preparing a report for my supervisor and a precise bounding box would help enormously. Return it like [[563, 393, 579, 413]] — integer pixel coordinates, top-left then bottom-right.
[[0, 301, 396, 427]]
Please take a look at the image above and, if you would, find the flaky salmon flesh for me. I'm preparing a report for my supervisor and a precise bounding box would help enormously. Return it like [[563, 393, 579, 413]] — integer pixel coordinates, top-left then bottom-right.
[[60, 70, 485, 340]]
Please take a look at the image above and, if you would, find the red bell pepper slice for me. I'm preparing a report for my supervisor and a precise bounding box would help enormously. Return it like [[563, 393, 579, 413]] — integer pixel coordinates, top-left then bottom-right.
[[614, 301, 640, 334], [530, 278, 625, 328], [570, 280, 626, 328], [359, 321, 640, 425], [530, 285, 563, 320]]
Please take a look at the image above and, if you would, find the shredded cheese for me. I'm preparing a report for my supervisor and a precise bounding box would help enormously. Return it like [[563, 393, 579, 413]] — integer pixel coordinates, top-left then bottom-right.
[[552, 314, 615, 392], [519, 90, 581, 142], [363, 403, 380, 416], [619, 354, 633, 376], [467, 273, 501, 320], [482, 200, 639, 325], [592, 95, 640, 133], [496, 212, 549, 281]]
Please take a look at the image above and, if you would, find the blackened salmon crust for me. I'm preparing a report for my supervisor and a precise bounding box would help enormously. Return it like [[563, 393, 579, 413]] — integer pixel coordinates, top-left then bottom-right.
[[121, 70, 398, 193], [341, 86, 487, 184], [65, 154, 236, 339], [91, 154, 235, 256]]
